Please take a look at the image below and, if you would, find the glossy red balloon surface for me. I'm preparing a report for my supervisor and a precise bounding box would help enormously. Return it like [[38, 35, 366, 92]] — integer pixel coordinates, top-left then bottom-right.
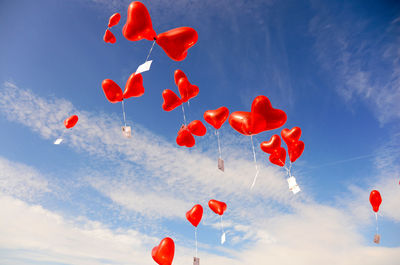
[[174, 69, 187, 85], [281, 127, 302, 146], [64, 115, 78, 129], [162, 89, 182, 112], [122, 1, 156, 41], [177, 78, 199, 103], [176, 126, 195, 147], [123, 73, 144, 99], [186, 204, 203, 227], [229, 96, 287, 136], [103, 29, 116, 43], [108, 13, 121, 28], [369, 190, 382, 213], [156, 27, 198, 61], [204, 107, 229, 130], [152, 237, 175, 265], [102, 79, 123, 103], [260, 135, 286, 167], [208, 199, 227, 216], [188, 120, 207, 136], [288, 140, 304, 163]]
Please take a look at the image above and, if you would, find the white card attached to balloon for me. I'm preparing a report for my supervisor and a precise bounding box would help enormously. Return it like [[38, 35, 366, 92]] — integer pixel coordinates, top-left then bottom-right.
[[135, 60, 152, 74], [218, 158, 224, 172], [54, 138, 63, 145], [122, 126, 132, 138], [193, 257, 200, 265], [221, 232, 226, 244], [287, 176, 301, 194]]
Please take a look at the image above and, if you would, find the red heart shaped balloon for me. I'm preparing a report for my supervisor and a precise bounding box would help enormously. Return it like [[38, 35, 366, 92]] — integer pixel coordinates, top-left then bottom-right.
[[156, 27, 198, 61], [174, 69, 187, 85], [162, 89, 182, 112], [229, 96, 287, 135], [269, 147, 286, 167], [186, 204, 203, 227], [281, 127, 302, 146], [152, 237, 175, 265], [103, 29, 116, 43], [123, 73, 144, 99], [102, 79, 123, 103], [176, 126, 195, 147], [123, 1, 156, 42], [369, 190, 382, 213], [177, 78, 199, 103], [208, 199, 227, 216], [108, 13, 121, 28], [188, 120, 206, 136], [204, 107, 229, 130], [287, 140, 304, 163], [260, 135, 282, 154], [64, 115, 78, 129]]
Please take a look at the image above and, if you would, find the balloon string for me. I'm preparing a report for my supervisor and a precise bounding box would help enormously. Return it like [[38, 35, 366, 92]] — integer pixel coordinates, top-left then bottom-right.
[[121, 100, 127, 127], [195, 227, 198, 258], [145, 40, 156, 62], [250, 135, 260, 189], [181, 104, 187, 125], [216, 130, 222, 159], [220, 215, 225, 234], [281, 159, 292, 178], [375, 212, 379, 234]]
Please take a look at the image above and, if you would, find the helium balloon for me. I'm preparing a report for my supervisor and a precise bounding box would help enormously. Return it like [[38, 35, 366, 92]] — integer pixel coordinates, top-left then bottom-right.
[[122, 1, 156, 41], [102, 79, 123, 103], [64, 115, 78, 129], [204, 107, 229, 130], [174, 69, 187, 85], [177, 77, 199, 102], [156, 27, 198, 61], [229, 96, 287, 136], [103, 29, 116, 43], [176, 126, 195, 147], [281, 127, 302, 146], [188, 120, 206, 136], [162, 89, 182, 111], [369, 190, 382, 213], [260, 135, 286, 167], [108, 13, 121, 28], [123, 73, 144, 99], [208, 199, 227, 216], [152, 237, 175, 265], [287, 140, 304, 163], [186, 204, 203, 227]]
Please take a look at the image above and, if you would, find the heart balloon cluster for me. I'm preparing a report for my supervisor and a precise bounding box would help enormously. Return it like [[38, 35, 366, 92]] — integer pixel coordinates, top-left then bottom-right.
[[176, 120, 207, 148], [121, 1, 198, 61], [162, 69, 199, 112], [260, 135, 286, 167], [103, 13, 121, 44], [281, 127, 305, 163], [102, 73, 145, 103], [229, 95, 287, 136]]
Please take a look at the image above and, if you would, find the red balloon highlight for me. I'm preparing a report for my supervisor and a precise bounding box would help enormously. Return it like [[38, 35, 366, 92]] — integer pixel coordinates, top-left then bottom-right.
[[188, 120, 207, 136], [152, 237, 175, 265], [156, 27, 198, 61], [186, 204, 203, 227], [102, 79, 123, 103], [108, 13, 121, 28], [369, 190, 382, 213], [208, 199, 227, 216], [123, 73, 144, 99], [204, 107, 229, 130], [162, 89, 182, 112], [123, 1, 156, 41], [176, 126, 195, 147], [64, 115, 78, 129], [103, 29, 116, 44]]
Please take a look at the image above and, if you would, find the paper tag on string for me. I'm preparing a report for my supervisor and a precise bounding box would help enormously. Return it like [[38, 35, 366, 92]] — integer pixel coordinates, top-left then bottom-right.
[[221, 232, 226, 244], [193, 257, 200, 265], [218, 158, 224, 172], [122, 126, 132, 138], [373, 234, 380, 244], [54, 138, 63, 145], [135, 60, 152, 74], [287, 176, 301, 194]]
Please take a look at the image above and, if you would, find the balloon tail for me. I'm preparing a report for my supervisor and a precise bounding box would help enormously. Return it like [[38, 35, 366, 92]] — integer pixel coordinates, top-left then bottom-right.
[[195, 227, 198, 258], [145, 40, 156, 62], [121, 100, 127, 127], [181, 104, 187, 125], [250, 135, 260, 189]]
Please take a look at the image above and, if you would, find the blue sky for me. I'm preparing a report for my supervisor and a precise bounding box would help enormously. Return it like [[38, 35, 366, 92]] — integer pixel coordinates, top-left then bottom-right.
[[0, 0, 400, 264]]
